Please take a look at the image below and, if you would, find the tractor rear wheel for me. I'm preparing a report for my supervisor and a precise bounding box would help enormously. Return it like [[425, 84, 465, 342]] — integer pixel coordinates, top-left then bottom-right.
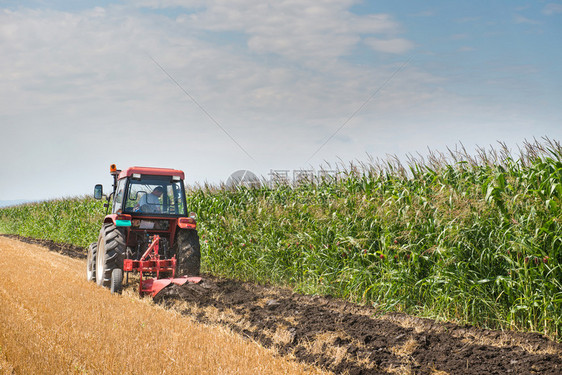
[[86, 242, 97, 282], [174, 229, 201, 276], [96, 223, 126, 290]]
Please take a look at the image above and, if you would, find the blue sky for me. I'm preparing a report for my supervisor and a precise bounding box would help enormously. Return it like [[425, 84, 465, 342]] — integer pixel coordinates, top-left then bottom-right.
[[1, 0, 561, 200]]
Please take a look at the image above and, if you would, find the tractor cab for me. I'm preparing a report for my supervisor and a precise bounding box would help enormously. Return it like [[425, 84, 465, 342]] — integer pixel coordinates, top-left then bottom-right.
[[112, 167, 187, 216], [95, 165, 187, 215]]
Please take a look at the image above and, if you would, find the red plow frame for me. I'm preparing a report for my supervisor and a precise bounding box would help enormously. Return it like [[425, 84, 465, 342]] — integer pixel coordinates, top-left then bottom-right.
[[123, 235, 201, 297]]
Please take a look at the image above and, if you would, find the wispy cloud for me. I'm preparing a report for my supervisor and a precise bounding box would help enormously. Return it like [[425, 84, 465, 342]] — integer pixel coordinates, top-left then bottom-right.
[[513, 14, 541, 25], [543, 3, 562, 15], [0, 2, 426, 168], [171, 1, 407, 65], [364, 37, 413, 54], [450, 33, 469, 40]]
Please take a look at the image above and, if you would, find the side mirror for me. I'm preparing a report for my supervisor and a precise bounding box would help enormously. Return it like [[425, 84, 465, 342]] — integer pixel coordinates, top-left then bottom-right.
[[94, 184, 103, 200]]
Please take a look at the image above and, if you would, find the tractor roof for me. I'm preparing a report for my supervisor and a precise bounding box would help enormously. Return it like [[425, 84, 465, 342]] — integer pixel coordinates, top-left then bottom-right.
[[118, 166, 185, 180]]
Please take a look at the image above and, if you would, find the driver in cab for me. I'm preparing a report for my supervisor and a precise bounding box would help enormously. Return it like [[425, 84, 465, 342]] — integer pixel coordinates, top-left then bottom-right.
[[135, 186, 164, 213]]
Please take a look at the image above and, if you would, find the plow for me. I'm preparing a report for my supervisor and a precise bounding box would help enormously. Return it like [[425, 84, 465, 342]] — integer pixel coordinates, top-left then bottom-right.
[[123, 234, 202, 297], [87, 164, 202, 297]]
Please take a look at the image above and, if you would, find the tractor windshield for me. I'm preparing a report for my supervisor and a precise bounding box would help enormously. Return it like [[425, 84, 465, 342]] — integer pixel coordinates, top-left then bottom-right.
[[122, 176, 187, 216]]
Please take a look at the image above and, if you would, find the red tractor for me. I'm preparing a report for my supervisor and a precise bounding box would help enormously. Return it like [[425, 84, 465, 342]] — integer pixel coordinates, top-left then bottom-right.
[[88, 164, 201, 295]]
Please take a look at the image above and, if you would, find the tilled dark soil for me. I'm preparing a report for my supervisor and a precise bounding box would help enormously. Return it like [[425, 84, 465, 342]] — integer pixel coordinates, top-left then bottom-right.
[[6, 235, 561, 374], [155, 276, 562, 374]]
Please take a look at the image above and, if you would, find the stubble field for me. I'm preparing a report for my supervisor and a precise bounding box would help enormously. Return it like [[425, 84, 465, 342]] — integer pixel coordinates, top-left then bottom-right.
[[0, 236, 324, 375]]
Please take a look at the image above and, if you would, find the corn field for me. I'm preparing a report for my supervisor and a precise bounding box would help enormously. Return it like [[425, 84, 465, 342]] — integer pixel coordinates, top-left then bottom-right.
[[1, 139, 561, 341]]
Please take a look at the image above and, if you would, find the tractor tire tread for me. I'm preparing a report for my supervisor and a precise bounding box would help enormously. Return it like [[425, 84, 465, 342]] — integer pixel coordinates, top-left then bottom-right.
[[86, 242, 97, 282]]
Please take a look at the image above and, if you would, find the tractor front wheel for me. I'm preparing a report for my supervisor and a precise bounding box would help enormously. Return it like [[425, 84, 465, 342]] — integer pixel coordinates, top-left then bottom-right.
[[96, 223, 126, 291], [174, 229, 201, 276], [110, 268, 123, 294], [86, 242, 97, 282]]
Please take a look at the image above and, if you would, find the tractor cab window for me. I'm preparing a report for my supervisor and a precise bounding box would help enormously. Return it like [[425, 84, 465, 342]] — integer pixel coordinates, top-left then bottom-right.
[[113, 179, 126, 213], [123, 176, 187, 216]]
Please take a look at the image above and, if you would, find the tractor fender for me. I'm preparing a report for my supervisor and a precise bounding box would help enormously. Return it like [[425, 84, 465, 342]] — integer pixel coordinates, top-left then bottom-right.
[[104, 213, 132, 228]]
